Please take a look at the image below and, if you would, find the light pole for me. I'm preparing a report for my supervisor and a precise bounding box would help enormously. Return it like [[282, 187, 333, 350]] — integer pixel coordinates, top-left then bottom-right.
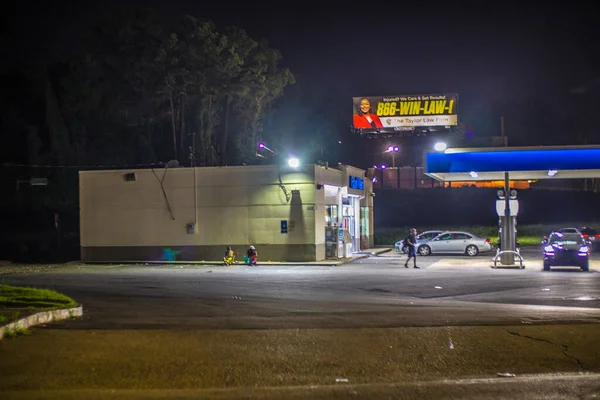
[[385, 145, 400, 168], [257, 142, 277, 155]]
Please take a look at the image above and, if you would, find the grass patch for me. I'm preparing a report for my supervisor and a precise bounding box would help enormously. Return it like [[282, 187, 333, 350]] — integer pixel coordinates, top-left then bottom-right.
[[0, 315, 7, 324], [374, 223, 591, 246], [0, 285, 77, 309], [3, 326, 31, 339]]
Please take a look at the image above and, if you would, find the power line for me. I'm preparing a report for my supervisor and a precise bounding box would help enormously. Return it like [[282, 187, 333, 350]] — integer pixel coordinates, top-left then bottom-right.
[[1, 162, 167, 169]]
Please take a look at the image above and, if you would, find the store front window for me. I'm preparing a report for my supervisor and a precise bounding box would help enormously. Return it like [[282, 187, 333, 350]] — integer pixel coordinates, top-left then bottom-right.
[[360, 207, 370, 249], [342, 196, 359, 252], [325, 204, 338, 226]]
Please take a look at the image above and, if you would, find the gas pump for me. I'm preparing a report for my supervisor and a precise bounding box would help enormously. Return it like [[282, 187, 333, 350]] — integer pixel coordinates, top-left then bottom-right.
[[495, 187, 519, 265]]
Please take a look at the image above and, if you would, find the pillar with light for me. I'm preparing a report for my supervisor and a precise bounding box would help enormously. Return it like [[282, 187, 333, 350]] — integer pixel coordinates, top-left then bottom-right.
[[377, 164, 386, 187]]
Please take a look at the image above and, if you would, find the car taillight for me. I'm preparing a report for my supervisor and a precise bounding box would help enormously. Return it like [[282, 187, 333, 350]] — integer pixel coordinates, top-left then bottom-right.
[[596, 234, 600, 238], [485, 238, 490, 243], [583, 234, 589, 238]]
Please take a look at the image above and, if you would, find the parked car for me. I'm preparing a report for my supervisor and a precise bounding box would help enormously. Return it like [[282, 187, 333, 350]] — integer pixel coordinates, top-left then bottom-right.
[[543, 227, 592, 247], [416, 231, 493, 257], [395, 230, 443, 252], [579, 226, 600, 252], [542, 230, 590, 272]]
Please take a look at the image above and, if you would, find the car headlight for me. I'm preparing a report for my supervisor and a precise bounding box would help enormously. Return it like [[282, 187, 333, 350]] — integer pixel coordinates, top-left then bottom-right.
[[544, 245, 554, 253], [579, 246, 589, 253]]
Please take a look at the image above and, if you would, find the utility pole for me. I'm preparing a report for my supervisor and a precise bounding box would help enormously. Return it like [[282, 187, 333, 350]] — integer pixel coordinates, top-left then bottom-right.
[[500, 116, 507, 147], [189, 132, 198, 233], [500, 116, 515, 265], [189, 132, 196, 168]]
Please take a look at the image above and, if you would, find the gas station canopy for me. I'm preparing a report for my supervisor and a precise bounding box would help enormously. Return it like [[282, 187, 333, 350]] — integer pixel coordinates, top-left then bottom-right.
[[424, 145, 600, 182]]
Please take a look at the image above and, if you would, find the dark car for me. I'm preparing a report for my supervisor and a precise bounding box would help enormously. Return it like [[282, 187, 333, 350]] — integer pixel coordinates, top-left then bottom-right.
[[542, 231, 590, 272], [579, 226, 600, 252]]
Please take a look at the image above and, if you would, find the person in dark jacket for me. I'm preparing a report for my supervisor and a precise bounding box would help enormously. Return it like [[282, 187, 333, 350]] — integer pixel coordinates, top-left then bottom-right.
[[404, 228, 420, 269]]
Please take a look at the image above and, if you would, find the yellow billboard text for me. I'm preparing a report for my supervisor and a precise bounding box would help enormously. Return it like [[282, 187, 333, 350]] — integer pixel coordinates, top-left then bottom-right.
[[376, 100, 455, 117]]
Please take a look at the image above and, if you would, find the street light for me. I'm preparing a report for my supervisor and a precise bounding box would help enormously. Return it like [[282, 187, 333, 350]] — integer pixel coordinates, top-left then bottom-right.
[[288, 157, 300, 168], [385, 145, 400, 167], [434, 142, 447, 152], [257, 142, 277, 154]]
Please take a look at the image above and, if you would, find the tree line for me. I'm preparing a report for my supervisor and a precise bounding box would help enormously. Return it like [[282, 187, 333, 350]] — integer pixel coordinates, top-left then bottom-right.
[[1, 6, 295, 171], [0, 6, 304, 260]]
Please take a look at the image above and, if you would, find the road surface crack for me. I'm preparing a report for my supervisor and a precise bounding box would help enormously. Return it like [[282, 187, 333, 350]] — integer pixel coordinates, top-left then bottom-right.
[[366, 288, 392, 293], [506, 330, 586, 371]]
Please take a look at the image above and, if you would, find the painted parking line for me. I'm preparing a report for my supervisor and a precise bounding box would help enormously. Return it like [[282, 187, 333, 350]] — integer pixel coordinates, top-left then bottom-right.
[[428, 258, 599, 271], [427, 259, 496, 269]]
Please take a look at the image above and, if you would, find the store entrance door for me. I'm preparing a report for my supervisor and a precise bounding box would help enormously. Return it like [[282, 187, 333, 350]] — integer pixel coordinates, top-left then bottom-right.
[[342, 196, 357, 252]]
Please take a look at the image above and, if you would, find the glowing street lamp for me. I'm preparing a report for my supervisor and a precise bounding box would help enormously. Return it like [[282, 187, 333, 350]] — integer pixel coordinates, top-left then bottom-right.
[[434, 142, 447, 152], [288, 157, 300, 168], [257, 142, 276, 154]]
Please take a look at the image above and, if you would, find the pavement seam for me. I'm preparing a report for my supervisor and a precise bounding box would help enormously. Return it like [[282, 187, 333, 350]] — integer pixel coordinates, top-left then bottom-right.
[[0, 306, 83, 340], [505, 329, 586, 371]]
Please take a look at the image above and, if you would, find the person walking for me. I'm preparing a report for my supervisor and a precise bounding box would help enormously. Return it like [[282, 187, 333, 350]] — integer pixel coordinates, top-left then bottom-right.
[[404, 228, 420, 269]]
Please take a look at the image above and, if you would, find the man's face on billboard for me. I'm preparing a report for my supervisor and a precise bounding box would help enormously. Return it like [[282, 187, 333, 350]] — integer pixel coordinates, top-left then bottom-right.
[[360, 99, 371, 114]]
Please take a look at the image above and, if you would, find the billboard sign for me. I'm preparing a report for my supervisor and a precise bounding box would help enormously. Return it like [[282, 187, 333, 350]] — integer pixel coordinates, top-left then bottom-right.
[[352, 94, 458, 135]]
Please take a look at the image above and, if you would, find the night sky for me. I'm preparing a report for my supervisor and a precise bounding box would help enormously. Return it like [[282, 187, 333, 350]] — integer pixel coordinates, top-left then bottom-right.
[[4, 0, 599, 166]]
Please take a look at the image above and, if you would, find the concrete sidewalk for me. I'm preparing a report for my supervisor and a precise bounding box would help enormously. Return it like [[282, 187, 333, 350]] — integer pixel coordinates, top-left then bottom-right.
[[84, 248, 392, 267]]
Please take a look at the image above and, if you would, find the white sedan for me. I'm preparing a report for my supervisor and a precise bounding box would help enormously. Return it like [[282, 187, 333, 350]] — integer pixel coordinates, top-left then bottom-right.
[[416, 231, 493, 257], [395, 230, 443, 252]]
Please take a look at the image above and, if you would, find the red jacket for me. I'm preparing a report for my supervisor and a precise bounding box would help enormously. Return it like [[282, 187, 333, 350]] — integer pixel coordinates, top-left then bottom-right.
[[353, 113, 383, 129]]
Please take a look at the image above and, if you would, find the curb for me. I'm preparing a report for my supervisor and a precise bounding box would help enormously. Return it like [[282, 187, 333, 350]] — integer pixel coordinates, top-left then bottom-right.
[[0, 306, 83, 340], [87, 259, 366, 267], [82, 249, 392, 268]]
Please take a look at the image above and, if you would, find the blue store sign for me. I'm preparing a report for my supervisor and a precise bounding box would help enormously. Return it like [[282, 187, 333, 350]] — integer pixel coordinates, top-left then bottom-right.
[[349, 175, 364, 190]]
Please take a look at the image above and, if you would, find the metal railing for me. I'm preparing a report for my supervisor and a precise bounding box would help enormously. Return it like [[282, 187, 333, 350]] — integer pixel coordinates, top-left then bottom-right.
[[492, 250, 525, 269]]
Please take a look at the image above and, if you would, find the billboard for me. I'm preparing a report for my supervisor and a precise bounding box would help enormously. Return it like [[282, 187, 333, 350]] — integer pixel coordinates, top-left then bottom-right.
[[352, 94, 458, 135]]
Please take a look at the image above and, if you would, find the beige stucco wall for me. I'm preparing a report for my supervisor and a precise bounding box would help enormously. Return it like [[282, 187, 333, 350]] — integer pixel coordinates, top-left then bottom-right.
[[80, 164, 318, 261], [79, 163, 372, 262]]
